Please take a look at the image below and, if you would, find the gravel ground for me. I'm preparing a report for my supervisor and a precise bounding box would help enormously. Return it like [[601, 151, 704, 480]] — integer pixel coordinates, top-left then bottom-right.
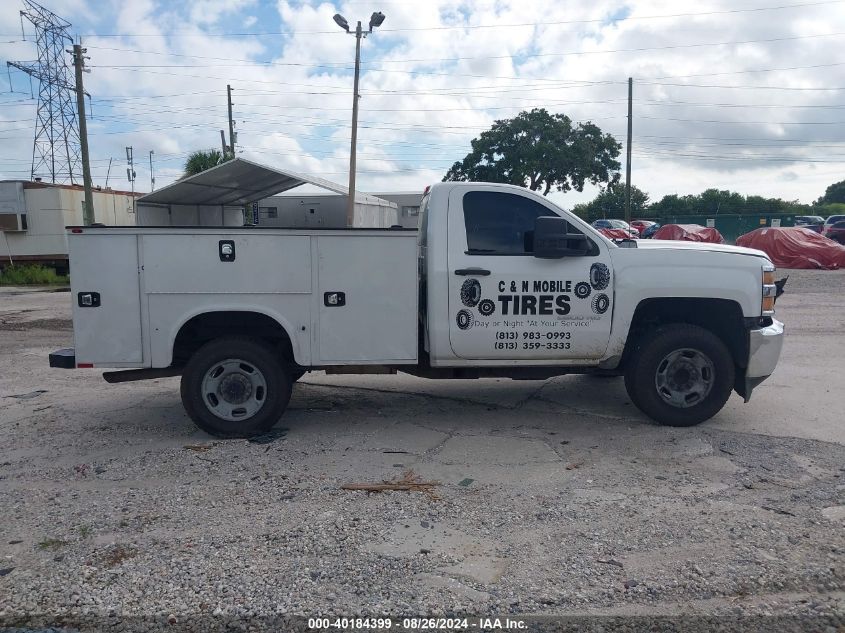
[[0, 270, 843, 632]]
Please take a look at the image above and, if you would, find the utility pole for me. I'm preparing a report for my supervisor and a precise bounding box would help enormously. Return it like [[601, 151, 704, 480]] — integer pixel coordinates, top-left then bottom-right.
[[126, 146, 136, 213], [149, 150, 155, 191], [227, 84, 235, 159], [105, 157, 112, 188], [624, 76, 633, 224], [333, 11, 385, 227], [347, 23, 362, 227], [72, 44, 94, 225]]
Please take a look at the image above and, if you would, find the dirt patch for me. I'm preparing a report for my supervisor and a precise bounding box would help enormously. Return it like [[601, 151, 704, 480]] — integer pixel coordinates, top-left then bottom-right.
[[90, 543, 138, 568], [0, 317, 72, 331]]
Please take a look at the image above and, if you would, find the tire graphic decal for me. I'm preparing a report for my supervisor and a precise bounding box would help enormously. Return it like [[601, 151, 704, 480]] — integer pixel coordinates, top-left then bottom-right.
[[592, 293, 610, 315], [460, 279, 482, 307], [478, 299, 496, 316], [456, 309, 475, 330], [574, 281, 591, 299], [590, 263, 610, 290]]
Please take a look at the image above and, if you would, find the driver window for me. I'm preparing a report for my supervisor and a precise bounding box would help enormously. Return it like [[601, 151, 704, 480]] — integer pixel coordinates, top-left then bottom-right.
[[463, 191, 579, 255]]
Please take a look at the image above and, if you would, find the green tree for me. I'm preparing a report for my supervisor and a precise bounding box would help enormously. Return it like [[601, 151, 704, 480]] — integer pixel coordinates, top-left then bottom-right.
[[443, 108, 621, 195], [649, 189, 808, 216], [578, 183, 650, 221], [183, 149, 225, 178], [815, 179, 845, 205]]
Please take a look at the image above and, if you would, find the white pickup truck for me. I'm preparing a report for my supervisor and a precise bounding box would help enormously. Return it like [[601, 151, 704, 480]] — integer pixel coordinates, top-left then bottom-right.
[[50, 181, 784, 437]]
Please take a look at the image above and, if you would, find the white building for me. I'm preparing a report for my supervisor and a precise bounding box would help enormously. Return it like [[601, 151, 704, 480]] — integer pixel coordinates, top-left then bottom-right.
[[136, 159, 399, 229], [256, 191, 423, 229], [0, 180, 140, 272]]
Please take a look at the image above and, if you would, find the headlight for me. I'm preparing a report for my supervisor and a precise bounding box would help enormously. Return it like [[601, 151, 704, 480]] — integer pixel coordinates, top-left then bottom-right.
[[762, 264, 776, 315]]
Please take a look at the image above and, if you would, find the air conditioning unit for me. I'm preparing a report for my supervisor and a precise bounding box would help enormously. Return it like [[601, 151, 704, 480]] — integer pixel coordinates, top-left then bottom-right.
[[0, 213, 27, 232]]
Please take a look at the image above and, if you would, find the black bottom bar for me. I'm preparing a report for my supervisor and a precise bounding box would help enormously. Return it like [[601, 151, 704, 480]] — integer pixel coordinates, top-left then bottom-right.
[[48, 348, 75, 369]]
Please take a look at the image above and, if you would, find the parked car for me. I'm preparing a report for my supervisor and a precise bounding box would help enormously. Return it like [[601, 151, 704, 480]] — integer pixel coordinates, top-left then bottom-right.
[[591, 219, 638, 237], [823, 214, 845, 232], [738, 226, 845, 269], [652, 224, 725, 244], [794, 215, 825, 233], [630, 220, 656, 235], [823, 220, 845, 244], [641, 222, 662, 239]]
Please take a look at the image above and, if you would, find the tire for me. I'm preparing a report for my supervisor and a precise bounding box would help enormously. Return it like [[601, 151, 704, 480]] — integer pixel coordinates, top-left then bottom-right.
[[624, 324, 734, 427], [290, 368, 307, 382], [590, 263, 610, 290], [180, 336, 292, 438], [460, 279, 482, 307]]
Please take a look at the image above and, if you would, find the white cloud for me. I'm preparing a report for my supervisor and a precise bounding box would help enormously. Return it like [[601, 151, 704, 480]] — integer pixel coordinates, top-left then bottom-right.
[[190, 0, 257, 26], [1, 0, 845, 206]]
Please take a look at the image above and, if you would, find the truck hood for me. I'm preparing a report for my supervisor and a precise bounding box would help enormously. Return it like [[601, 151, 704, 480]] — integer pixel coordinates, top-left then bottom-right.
[[631, 239, 770, 260]]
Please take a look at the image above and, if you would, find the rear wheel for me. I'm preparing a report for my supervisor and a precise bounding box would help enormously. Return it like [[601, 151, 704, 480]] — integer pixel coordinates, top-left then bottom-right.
[[180, 336, 292, 437], [624, 324, 734, 427]]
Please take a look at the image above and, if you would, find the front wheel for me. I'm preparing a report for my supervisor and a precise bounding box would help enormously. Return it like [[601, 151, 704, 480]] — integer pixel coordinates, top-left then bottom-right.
[[624, 324, 735, 427], [180, 336, 292, 438]]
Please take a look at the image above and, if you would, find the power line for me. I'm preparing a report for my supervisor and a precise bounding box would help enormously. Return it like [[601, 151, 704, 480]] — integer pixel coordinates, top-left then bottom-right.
[[2, 0, 838, 38], [79, 63, 845, 92], [87, 31, 845, 68], [639, 115, 845, 124]]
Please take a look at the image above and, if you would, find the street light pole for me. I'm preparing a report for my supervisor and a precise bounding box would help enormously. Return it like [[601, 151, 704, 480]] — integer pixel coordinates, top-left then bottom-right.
[[348, 21, 362, 228], [334, 11, 385, 228]]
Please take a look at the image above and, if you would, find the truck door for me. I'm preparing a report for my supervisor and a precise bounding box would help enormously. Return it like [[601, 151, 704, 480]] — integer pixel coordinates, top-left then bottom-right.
[[447, 186, 614, 361]]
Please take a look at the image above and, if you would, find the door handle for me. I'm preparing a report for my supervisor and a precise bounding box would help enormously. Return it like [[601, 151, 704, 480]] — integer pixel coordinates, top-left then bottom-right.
[[454, 268, 490, 276]]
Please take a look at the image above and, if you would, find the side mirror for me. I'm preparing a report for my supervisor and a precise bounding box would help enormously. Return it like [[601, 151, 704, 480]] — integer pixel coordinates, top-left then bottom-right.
[[533, 216, 590, 258]]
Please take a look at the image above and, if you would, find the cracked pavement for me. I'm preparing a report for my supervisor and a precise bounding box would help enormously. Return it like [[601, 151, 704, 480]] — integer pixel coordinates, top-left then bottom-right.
[[0, 270, 843, 630]]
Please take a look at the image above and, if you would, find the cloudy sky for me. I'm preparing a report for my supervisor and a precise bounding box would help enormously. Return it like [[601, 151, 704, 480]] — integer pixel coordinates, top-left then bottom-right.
[[1, 0, 844, 208]]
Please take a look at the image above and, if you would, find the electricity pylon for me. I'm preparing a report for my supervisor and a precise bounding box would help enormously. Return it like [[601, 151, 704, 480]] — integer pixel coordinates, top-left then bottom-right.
[[6, 0, 81, 184]]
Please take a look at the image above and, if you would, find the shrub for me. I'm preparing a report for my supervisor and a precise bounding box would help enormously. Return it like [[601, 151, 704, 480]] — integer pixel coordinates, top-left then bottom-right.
[[0, 264, 68, 285]]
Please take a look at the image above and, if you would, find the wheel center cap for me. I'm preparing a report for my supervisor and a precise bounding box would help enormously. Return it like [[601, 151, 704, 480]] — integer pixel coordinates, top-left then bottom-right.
[[218, 373, 252, 404], [669, 362, 697, 390]]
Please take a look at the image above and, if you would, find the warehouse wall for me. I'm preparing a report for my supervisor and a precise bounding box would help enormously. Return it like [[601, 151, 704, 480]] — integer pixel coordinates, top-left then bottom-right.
[[257, 194, 398, 228], [136, 204, 245, 226], [0, 182, 138, 265]]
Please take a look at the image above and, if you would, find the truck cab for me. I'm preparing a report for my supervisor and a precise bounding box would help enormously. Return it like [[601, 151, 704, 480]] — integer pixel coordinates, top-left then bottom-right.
[[421, 183, 616, 365]]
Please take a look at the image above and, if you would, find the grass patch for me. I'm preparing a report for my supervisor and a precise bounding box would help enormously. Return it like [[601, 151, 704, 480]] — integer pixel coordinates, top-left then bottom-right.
[[0, 264, 68, 286], [36, 538, 67, 551], [77, 525, 93, 538]]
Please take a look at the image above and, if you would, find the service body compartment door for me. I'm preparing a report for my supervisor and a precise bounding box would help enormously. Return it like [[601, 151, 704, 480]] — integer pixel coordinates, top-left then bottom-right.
[[141, 233, 313, 368], [316, 234, 417, 364], [447, 187, 614, 360], [69, 234, 143, 365]]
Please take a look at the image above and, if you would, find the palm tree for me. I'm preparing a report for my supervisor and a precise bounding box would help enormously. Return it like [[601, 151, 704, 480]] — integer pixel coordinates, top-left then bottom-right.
[[183, 149, 225, 178]]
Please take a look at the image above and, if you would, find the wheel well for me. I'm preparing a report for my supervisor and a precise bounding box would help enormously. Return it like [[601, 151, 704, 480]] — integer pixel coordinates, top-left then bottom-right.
[[623, 298, 748, 369], [173, 312, 295, 367]]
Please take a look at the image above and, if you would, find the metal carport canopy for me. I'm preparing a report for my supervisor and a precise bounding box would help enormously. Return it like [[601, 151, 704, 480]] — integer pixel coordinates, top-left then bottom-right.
[[137, 157, 391, 207]]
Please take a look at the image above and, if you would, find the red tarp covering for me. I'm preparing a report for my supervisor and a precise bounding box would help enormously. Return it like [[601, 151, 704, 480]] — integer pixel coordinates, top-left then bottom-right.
[[653, 224, 725, 243], [736, 227, 845, 270], [599, 228, 636, 240]]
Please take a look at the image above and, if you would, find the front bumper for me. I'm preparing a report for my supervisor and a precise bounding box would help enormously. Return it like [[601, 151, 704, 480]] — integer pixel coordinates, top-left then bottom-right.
[[741, 319, 784, 402]]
